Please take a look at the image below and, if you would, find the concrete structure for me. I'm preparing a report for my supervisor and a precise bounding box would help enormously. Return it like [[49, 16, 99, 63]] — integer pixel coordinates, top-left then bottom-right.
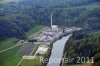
[[50, 14, 58, 31], [33, 14, 82, 44], [52, 25, 59, 31], [51, 14, 53, 29], [35, 45, 49, 55]]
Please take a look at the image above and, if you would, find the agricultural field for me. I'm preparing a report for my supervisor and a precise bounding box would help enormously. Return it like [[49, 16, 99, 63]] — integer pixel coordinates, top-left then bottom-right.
[[0, 45, 22, 66], [0, 38, 17, 51], [0, 38, 22, 66], [20, 59, 43, 66], [0, 25, 46, 66]]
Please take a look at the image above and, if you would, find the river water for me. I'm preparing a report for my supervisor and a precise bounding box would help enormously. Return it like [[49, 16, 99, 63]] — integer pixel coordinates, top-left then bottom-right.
[[47, 34, 72, 66]]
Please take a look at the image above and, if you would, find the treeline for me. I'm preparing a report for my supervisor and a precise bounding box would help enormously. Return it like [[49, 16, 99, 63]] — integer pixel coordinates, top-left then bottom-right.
[[0, 0, 100, 40], [64, 30, 100, 66], [0, 1, 53, 40], [20, 0, 100, 8]]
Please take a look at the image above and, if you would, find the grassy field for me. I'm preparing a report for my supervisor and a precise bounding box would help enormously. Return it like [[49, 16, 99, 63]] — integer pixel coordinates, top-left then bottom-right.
[[0, 0, 20, 4], [0, 38, 22, 66], [0, 45, 22, 66], [63, 62, 93, 66], [0, 38, 17, 51], [20, 59, 42, 66], [63, 63, 68, 66], [0, 25, 47, 66], [26, 25, 47, 37], [63, 62, 92, 66], [68, 63, 92, 66]]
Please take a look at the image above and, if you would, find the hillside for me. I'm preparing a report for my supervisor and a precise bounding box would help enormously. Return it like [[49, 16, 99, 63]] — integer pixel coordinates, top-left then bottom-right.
[[5, 0, 99, 7], [0, 0, 21, 4], [0, 0, 100, 66], [0, 0, 100, 40], [64, 30, 100, 66]]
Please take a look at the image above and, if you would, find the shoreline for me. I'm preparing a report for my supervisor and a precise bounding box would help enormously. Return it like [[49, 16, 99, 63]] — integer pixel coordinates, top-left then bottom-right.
[[46, 34, 72, 66]]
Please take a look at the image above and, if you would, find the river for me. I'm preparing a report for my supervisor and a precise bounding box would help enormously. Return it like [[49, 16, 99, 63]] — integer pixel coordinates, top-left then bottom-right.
[[47, 34, 72, 66]]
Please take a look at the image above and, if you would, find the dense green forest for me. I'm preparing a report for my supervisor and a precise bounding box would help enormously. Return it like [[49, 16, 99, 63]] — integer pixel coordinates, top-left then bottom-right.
[[64, 30, 100, 66], [0, 0, 100, 40]]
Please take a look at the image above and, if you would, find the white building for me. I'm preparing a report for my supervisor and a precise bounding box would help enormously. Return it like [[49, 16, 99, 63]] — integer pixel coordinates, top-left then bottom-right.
[[51, 25, 59, 31]]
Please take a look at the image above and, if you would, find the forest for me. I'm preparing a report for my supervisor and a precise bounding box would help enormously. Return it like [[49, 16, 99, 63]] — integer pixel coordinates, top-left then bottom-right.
[[64, 30, 100, 66], [0, 0, 100, 40]]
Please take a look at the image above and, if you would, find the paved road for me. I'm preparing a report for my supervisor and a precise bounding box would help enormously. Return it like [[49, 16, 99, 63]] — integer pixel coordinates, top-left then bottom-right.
[[17, 27, 48, 66], [0, 43, 23, 53]]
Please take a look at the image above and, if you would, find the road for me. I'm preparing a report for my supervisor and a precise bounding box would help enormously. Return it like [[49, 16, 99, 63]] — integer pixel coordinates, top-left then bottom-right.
[[0, 43, 23, 54], [17, 27, 48, 66]]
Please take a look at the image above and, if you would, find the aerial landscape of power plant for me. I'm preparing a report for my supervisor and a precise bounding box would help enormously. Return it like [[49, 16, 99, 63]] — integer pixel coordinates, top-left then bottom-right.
[[16, 14, 81, 66], [0, 0, 100, 66]]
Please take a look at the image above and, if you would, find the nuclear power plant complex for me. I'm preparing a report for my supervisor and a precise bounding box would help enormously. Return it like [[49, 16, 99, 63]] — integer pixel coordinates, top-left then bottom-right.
[[30, 14, 81, 56], [33, 14, 81, 43], [16, 14, 81, 66], [34, 14, 62, 43]]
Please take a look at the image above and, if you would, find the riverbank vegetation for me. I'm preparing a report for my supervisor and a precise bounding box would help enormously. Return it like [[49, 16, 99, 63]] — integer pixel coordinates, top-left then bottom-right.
[[64, 30, 100, 66]]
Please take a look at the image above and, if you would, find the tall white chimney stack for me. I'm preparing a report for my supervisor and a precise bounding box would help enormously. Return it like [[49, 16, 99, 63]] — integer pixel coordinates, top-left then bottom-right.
[[51, 14, 53, 28]]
